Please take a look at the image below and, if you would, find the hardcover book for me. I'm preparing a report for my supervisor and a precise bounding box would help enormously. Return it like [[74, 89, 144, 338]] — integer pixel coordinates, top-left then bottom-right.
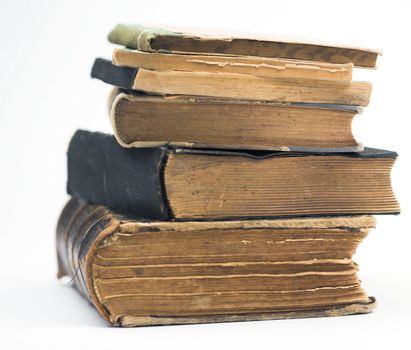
[[67, 130, 400, 221], [91, 58, 372, 106], [112, 48, 354, 81], [111, 90, 362, 152], [108, 24, 380, 67], [57, 198, 376, 327]]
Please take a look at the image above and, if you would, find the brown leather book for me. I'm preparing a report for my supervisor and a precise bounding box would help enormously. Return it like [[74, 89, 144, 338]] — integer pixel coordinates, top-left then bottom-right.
[[57, 198, 376, 327]]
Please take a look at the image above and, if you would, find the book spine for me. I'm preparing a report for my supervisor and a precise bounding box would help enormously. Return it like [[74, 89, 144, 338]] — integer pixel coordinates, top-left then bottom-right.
[[66, 130, 170, 220], [108, 24, 178, 51], [91, 58, 138, 89], [56, 198, 119, 323]]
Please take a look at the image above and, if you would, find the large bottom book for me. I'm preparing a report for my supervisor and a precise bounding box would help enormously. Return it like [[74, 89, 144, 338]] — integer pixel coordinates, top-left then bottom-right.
[[57, 198, 376, 327]]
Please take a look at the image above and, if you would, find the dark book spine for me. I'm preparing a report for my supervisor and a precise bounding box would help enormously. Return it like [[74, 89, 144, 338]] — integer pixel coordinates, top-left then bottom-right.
[[91, 58, 138, 89], [67, 130, 170, 220]]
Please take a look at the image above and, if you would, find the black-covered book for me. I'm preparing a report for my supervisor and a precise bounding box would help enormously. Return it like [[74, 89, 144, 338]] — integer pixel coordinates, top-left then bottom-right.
[[67, 130, 400, 220], [91, 58, 372, 106]]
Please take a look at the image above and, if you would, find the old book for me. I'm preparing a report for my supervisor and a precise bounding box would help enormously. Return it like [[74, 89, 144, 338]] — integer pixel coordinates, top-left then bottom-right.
[[108, 24, 380, 68], [112, 49, 354, 81], [111, 90, 362, 152], [91, 58, 372, 106], [67, 130, 400, 220], [57, 197, 377, 327]]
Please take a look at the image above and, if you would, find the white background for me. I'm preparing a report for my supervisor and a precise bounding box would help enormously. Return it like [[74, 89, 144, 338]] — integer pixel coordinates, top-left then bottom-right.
[[0, 0, 410, 349]]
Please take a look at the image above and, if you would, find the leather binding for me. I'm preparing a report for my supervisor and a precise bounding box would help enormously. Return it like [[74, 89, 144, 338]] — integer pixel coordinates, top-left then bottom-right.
[[67, 130, 399, 221]]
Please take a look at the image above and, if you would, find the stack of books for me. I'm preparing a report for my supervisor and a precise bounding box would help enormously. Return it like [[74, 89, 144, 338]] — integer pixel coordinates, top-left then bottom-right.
[[56, 24, 400, 327]]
